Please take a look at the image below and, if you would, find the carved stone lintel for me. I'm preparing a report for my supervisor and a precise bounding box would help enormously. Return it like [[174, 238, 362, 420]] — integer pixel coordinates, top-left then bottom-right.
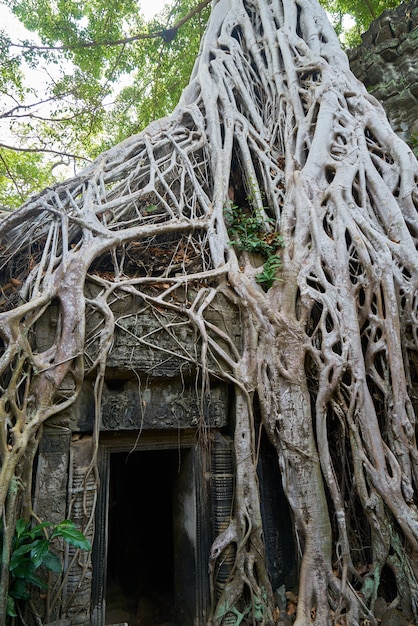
[[68, 379, 229, 432], [101, 383, 228, 431]]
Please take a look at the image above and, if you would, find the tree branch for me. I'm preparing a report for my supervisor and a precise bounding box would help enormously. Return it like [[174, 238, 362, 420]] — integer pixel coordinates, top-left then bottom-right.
[[8, 0, 211, 52], [0, 143, 90, 161], [0, 153, 25, 201]]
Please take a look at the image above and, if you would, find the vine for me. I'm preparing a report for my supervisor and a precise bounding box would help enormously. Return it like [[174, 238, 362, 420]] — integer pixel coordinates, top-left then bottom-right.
[[0, 0, 418, 625]]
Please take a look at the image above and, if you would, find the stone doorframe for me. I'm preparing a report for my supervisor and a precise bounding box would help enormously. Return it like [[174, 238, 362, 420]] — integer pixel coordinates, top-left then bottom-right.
[[91, 429, 212, 626]]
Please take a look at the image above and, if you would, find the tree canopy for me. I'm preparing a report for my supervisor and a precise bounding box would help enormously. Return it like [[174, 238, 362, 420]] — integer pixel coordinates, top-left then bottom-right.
[[0, 0, 401, 208]]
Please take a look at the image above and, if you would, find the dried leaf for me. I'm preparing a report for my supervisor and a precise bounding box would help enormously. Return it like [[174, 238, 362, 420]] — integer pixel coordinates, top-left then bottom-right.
[[287, 602, 297, 616]]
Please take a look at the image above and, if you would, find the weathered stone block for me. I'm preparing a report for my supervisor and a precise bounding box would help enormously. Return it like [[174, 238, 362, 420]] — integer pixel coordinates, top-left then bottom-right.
[[411, 81, 418, 99], [66, 378, 229, 431], [101, 380, 228, 430], [349, 0, 418, 147], [82, 283, 241, 378], [375, 19, 394, 46], [33, 429, 71, 524]]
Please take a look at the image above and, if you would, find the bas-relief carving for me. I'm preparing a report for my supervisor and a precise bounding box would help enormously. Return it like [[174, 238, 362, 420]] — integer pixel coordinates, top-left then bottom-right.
[[107, 314, 237, 378], [64, 438, 96, 625], [108, 314, 195, 378], [101, 384, 228, 430], [65, 380, 228, 432], [33, 430, 71, 524], [84, 286, 241, 378], [31, 431, 72, 622]]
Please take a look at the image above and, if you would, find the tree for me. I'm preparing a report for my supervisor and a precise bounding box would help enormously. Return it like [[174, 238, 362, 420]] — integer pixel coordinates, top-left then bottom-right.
[[0, 0, 403, 208], [1, 0, 418, 624], [0, 0, 211, 207]]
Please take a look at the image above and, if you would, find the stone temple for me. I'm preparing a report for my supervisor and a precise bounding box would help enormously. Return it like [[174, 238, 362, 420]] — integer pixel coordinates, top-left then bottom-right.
[[26, 2, 418, 624], [33, 286, 296, 625]]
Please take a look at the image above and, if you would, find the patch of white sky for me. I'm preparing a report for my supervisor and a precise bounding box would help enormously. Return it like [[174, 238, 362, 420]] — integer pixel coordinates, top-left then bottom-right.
[[0, 0, 167, 141]]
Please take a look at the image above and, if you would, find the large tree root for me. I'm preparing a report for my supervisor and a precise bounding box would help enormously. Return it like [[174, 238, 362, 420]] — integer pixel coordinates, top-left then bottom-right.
[[1, 0, 418, 624]]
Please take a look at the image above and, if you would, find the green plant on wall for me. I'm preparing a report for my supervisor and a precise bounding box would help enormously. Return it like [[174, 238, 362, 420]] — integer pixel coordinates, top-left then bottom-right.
[[1, 518, 91, 620], [224, 186, 284, 288]]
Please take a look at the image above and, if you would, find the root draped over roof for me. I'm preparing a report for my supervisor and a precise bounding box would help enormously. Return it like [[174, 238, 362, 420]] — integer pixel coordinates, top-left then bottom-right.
[[1, 0, 418, 624]]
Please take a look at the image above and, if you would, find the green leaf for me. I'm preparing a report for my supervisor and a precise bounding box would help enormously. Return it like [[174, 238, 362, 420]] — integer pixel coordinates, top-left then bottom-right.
[[42, 550, 62, 573], [28, 521, 53, 538], [51, 521, 91, 551], [10, 559, 48, 590], [6, 595, 17, 617], [15, 518, 30, 539], [9, 578, 31, 601], [9, 543, 34, 570], [9, 556, 36, 579], [23, 570, 48, 590], [29, 538, 50, 568]]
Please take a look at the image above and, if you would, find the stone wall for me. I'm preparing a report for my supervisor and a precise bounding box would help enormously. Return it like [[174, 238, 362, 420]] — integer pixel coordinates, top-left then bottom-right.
[[349, 0, 418, 149]]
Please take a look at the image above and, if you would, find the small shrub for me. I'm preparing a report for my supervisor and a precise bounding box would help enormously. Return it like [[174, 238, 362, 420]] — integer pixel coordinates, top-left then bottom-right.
[[1, 518, 91, 618], [224, 201, 284, 288]]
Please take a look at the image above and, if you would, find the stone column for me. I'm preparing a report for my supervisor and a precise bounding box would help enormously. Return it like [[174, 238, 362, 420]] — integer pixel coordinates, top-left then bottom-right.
[[32, 427, 71, 623], [62, 436, 96, 625]]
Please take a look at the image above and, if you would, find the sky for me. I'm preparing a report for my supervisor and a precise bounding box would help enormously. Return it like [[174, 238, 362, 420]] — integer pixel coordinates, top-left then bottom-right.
[[0, 0, 169, 146], [140, 0, 167, 20], [0, 0, 353, 144], [0, 0, 167, 39]]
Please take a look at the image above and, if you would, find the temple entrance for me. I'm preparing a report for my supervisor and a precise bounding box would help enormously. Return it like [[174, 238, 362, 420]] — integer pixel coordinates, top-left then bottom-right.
[[92, 430, 211, 626], [105, 449, 177, 625]]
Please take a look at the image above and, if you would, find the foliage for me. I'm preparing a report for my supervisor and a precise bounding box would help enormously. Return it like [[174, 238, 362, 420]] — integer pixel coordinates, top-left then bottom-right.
[[0, 0, 406, 208], [225, 202, 284, 288], [0, 0, 210, 207], [1, 518, 91, 618], [0, 147, 57, 209]]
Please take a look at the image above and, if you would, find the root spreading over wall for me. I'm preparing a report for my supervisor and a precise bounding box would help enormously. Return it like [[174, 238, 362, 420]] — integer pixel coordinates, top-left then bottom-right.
[[1, 0, 418, 624]]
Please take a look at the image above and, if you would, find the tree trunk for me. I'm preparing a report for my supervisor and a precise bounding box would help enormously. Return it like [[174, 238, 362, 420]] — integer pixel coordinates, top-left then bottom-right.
[[1, 0, 418, 623]]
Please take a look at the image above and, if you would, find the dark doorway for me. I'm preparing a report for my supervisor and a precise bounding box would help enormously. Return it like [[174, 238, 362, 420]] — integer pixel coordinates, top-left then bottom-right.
[[105, 449, 178, 625]]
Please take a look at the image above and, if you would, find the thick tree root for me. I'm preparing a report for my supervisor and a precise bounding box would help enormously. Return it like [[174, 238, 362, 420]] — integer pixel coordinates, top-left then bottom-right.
[[1, 0, 418, 624]]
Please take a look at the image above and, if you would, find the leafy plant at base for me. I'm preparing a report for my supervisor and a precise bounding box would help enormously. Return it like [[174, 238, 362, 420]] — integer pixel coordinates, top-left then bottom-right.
[[256, 254, 283, 287], [225, 202, 284, 288], [1, 518, 91, 618]]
